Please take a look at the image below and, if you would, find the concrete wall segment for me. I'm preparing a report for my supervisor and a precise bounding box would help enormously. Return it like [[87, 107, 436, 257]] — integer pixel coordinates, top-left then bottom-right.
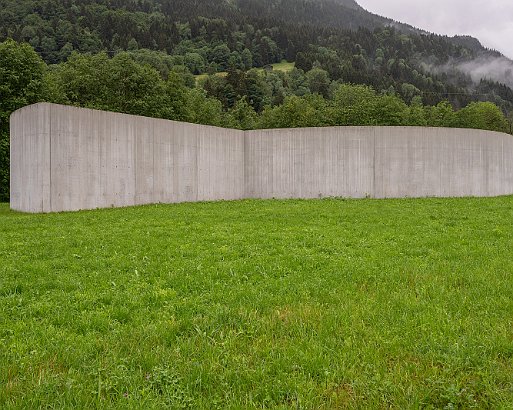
[[10, 103, 51, 213], [244, 127, 376, 199], [9, 103, 513, 213]]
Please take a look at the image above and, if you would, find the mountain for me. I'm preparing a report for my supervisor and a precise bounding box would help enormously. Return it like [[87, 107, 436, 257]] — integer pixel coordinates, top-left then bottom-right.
[[331, 0, 362, 10], [0, 0, 512, 112], [0, 0, 488, 53]]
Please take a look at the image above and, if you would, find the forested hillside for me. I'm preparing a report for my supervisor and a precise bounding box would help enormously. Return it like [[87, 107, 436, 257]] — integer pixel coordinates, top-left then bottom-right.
[[1, 0, 513, 201], [1, 0, 512, 111]]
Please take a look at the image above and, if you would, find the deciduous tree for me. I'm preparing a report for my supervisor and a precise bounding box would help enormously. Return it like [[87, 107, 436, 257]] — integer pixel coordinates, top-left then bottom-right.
[[0, 39, 45, 201]]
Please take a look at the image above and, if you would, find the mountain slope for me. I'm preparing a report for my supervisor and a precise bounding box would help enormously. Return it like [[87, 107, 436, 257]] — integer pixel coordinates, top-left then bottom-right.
[[0, 0, 488, 53], [0, 0, 512, 112]]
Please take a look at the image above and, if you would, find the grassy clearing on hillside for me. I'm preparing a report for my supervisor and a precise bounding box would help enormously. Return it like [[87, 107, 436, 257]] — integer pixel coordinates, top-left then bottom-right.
[[195, 71, 228, 84], [195, 61, 295, 84], [1, 197, 513, 408], [268, 61, 295, 73]]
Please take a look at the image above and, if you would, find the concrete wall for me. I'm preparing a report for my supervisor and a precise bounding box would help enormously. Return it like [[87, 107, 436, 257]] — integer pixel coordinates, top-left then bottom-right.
[[10, 103, 513, 213], [10, 103, 244, 212], [245, 127, 375, 199], [245, 126, 513, 200], [10, 104, 52, 212]]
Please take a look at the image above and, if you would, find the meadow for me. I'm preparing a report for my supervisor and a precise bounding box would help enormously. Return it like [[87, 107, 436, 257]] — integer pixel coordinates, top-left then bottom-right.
[[195, 60, 295, 83], [1, 197, 513, 408]]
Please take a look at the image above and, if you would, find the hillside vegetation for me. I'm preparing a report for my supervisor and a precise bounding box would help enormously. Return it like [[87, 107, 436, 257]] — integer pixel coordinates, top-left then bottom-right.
[[1, 0, 512, 110], [2, 197, 513, 408], [1, 38, 511, 202], [2, 0, 513, 201]]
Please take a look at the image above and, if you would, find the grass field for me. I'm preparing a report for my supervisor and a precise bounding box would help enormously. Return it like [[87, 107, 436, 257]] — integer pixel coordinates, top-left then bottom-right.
[[268, 61, 295, 73], [195, 61, 295, 84], [1, 197, 513, 408], [195, 71, 228, 84]]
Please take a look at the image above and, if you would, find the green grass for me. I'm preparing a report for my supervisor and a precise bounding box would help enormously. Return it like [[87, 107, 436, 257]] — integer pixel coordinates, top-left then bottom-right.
[[269, 60, 295, 73], [1, 197, 513, 408], [195, 71, 228, 84], [195, 61, 295, 84]]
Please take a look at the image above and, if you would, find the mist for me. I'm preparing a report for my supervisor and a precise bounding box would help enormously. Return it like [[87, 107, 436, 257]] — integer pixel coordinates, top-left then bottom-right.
[[457, 57, 513, 88], [423, 56, 513, 89]]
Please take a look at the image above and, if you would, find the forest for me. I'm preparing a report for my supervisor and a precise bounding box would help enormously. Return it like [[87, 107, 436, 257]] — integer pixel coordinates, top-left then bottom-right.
[[1, 38, 511, 201], [1, 0, 513, 201], [1, 0, 512, 110]]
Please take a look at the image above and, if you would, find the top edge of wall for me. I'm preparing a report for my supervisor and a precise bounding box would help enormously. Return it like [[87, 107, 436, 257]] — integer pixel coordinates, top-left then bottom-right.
[[9, 102, 239, 133], [10, 102, 513, 138], [245, 125, 513, 138], [10, 102, 50, 116]]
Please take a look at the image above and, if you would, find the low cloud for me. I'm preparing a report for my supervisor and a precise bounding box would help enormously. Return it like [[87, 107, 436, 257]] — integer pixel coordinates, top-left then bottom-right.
[[457, 57, 513, 87], [422, 56, 513, 88]]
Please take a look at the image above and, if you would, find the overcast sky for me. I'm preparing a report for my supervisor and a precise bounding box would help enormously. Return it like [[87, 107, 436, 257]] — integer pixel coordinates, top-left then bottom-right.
[[357, 0, 513, 59]]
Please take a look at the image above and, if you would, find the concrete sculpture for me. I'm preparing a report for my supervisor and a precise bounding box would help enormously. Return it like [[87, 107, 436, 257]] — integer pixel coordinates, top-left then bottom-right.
[[10, 103, 513, 213]]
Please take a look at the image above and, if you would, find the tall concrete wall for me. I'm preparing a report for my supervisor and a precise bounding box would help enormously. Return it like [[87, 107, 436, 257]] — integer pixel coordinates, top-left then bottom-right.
[[10, 104, 51, 212], [245, 126, 513, 200], [10, 103, 513, 213], [244, 127, 375, 199], [10, 103, 244, 212]]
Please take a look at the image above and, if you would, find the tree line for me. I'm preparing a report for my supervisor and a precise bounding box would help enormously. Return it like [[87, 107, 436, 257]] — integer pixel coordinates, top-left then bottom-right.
[[0, 38, 511, 201], [2, 0, 513, 113]]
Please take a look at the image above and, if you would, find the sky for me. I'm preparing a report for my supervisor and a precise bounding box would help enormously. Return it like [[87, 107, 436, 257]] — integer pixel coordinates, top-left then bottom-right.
[[357, 0, 513, 59]]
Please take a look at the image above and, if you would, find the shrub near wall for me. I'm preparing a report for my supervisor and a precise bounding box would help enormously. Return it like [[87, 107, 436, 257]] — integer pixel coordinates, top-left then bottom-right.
[[0, 39, 45, 201]]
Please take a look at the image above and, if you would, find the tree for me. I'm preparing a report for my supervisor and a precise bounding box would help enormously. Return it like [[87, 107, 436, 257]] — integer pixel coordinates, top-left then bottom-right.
[[0, 39, 46, 201], [186, 89, 224, 126], [49, 52, 110, 109], [49, 52, 180, 119], [226, 97, 258, 130], [456, 102, 509, 133], [287, 68, 310, 96], [374, 94, 408, 126], [403, 96, 427, 126], [257, 36, 280, 66], [58, 42, 74, 61], [244, 69, 271, 112], [258, 95, 321, 129], [425, 101, 457, 128], [127, 38, 139, 51], [160, 73, 192, 121], [210, 44, 231, 71], [331, 83, 377, 125], [126, 48, 178, 79], [265, 71, 288, 106], [184, 52, 205, 75], [400, 83, 421, 104], [203, 74, 231, 107], [103, 53, 169, 117], [241, 48, 253, 69], [306, 67, 331, 99]]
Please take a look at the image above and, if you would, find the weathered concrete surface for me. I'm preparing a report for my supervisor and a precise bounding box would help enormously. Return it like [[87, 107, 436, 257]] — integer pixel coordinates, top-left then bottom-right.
[[10, 103, 244, 212], [10, 103, 513, 213], [372, 127, 513, 198], [10, 104, 51, 212], [245, 127, 375, 199]]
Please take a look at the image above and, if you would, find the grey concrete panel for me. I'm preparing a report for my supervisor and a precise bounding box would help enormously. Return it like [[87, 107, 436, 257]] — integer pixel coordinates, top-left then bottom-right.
[[10, 103, 51, 213], [152, 118, 198, 204], [10, 103, 513, 213], [245, 127, 375, 199], [372, 127, 513, 198], [197, 125, 245, 201], [50, 104, 101, 211]]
